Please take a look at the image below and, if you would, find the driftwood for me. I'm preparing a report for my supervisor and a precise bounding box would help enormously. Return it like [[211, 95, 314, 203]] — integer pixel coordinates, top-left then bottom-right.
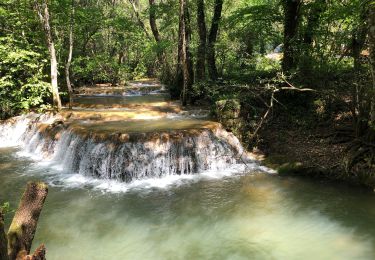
[[3, 182, 48, 260]]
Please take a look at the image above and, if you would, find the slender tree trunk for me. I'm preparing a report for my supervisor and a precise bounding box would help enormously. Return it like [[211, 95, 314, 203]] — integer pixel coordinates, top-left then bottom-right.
[[35, 0, 62, 110], [282, 0, 301, 72], [149, 0, 160, 42], [207, 0, 223, 80], [7, 182, 48, 260], [175, 6, 184, 99], [260, 39, 265, 55], [245, 33, 254, 58], [303, 0, 326, 46], [149, 0, 166, 69], [66, 0, 75, 109], [128, 0, 151, 39], [196, 0, 207, 81], [352, 3, 368, 71], [178, 0, 193, 105], [369, 2, 375, 124]]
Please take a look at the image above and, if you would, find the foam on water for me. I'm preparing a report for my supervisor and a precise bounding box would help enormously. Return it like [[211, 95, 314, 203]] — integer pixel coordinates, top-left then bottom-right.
[[29, 162, 254, 193], [0, 112, 272, 193]]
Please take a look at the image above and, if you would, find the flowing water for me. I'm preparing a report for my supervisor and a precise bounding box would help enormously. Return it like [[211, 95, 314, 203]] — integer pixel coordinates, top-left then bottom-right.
[[1, 80, 375, 259]]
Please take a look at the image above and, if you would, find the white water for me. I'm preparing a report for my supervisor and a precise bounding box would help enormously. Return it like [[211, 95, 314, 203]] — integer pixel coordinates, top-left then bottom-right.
[[0, 113, 271, 193]]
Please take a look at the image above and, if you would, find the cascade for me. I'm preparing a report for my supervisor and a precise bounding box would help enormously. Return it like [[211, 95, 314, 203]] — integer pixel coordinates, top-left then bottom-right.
[[0, 80, 253, 183]]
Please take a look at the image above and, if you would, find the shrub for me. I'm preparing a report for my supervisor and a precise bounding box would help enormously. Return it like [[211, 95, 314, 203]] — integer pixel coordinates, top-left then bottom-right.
[[71, 55, 120, 84], [0, 37, 51, 119]]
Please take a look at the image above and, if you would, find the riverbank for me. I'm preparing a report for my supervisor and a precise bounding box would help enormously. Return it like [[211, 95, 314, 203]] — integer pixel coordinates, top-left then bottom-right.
[[257, 120, 354, 185], [257, 111, 375, 190], [208, 81, 375, 191]]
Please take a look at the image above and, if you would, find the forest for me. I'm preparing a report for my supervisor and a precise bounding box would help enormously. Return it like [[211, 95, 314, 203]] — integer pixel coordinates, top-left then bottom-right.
[[1, 0, 374, 184], [1, 0, 375, 259]]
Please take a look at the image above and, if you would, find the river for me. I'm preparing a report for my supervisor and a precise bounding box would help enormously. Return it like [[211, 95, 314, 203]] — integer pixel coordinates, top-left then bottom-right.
[[1, 80, 375, 259]]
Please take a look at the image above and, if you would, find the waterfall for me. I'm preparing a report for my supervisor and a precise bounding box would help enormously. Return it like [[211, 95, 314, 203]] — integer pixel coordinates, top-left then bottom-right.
[[0, 113, 56, 148], [0, 113, 253, 183], [0, 80, 259, 184]]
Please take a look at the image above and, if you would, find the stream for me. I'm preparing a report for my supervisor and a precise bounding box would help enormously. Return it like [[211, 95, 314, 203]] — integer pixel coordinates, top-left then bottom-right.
[[1, 80, 375, 259]]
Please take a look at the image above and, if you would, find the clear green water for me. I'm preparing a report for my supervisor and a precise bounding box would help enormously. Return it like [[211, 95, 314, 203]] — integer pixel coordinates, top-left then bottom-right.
[[1, 147, 375, 260]]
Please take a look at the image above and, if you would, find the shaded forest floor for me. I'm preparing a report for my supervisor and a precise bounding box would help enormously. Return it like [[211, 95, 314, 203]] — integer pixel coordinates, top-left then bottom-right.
[[258, 118, 347, 179], [204, 70, 375, 190]]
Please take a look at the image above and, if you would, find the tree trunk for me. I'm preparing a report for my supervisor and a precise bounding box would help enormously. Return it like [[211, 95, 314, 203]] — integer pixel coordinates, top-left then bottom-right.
[[0, 211, 8, 260], [7, 182, 48, 260], [66, 0, 75, 109], [178, 0, 194, 105], [259, 39, 265, 55], [245, 33, 254, 58], [149, 0, 160, 42], [369, 3, 375, 125], [303, 0, 326, 46], [282, 0, 301, 72], [148, 0, 167, 69], [196, 0, 207, 81], [35, 0, 62, 111], [207, 0, 223, 81], [175, 6, 184, 99], [129, 0, 151, 39], [352, 3, 368, 71]]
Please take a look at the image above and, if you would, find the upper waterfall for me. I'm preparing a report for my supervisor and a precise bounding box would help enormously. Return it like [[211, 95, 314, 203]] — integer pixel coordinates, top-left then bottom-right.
[[0, 80, 256, 183]]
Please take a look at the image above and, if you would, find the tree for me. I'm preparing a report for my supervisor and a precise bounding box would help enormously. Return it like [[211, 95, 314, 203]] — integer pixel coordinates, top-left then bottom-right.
[[196, 0, 207, 81], [149, 0, 167, 68], [303, 0, 326, 46], [207, 0, 223, 80], [352, 1, 369, 71], [66, 0, 75, 109], [34, 0, 62, 110], [178, 0, 194, 105], [128, 0, 151, 39], [149, 0, 161, 42], [282, 0, 301, 72]]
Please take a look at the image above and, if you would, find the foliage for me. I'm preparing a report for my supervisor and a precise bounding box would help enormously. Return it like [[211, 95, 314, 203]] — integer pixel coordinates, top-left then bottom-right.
[[71, 55, 120, 84], [0, 202, 10, 214], [0, 37, 51, 119]]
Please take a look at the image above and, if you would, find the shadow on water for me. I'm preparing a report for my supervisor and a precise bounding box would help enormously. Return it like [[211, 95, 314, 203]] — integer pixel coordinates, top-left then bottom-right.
[[270, 174, 375, 241]]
